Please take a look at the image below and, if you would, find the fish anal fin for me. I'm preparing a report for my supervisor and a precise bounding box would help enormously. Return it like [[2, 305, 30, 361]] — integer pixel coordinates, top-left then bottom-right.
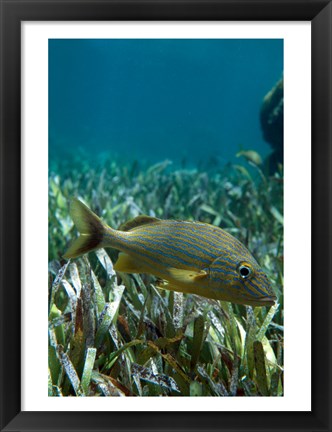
[[114, 252, 146, 273], [118, 215, 160, 232]]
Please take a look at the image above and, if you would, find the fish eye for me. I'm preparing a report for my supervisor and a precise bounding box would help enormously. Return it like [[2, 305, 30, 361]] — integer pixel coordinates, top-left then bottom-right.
[[238, 263, 252, 279]]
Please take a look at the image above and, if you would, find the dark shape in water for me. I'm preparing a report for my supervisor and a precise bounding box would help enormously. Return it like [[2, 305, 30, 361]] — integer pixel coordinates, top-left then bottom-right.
[[260, 77, 284, 173]]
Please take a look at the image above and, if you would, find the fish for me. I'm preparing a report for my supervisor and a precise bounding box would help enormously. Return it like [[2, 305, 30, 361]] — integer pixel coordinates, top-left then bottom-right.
[[64, 198, 277, 307], [236, 150, 263, 166]]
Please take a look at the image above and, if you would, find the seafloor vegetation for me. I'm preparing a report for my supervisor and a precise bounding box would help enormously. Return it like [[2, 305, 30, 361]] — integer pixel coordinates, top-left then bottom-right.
[[48, 152, 283, 397]]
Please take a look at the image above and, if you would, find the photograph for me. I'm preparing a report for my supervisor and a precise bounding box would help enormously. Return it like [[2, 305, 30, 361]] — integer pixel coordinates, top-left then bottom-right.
[[1, 0, 331, 430], [48, 38, 284, 397]]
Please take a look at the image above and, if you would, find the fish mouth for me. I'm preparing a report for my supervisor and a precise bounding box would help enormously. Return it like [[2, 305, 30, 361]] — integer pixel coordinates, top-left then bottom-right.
[[255, 295, 277, 306], [233, 294, 277, 307], [239, 294, 277, 307]]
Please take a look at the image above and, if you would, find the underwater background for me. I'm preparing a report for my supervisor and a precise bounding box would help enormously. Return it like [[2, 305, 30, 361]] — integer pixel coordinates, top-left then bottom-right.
[[48, 39, 284, 397], [49, 39, 283, 168]]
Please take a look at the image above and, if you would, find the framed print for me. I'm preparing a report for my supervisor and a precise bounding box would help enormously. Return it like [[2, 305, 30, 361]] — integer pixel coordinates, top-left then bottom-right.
[[0, 1, 331, 431]]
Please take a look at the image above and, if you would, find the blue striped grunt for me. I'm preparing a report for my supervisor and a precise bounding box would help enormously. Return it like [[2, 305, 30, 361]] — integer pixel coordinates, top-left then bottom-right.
[[64, 198, 277, 307]]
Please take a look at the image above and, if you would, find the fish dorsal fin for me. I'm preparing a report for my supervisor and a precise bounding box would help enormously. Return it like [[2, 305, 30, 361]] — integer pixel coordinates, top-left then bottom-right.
[[118, 215, 161, 232]]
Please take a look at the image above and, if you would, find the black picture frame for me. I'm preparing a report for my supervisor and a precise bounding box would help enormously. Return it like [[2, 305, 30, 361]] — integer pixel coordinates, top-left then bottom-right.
[[0, 1, 331, 431]]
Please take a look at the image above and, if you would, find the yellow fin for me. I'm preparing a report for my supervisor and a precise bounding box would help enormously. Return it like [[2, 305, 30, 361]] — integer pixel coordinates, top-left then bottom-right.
[[118, 215, 160, 232], [167, 268, 208, 284], [63, 198, 107, 259], [114, 253, 145, 273]]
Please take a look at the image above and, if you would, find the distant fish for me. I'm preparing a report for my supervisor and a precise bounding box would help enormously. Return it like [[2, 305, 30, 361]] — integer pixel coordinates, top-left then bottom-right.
[[236, 150, 263, 166], [64, 199, 276, 307]]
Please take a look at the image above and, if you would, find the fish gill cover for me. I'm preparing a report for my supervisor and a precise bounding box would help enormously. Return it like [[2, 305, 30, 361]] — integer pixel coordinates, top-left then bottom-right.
[[48, 39, 283, 397]]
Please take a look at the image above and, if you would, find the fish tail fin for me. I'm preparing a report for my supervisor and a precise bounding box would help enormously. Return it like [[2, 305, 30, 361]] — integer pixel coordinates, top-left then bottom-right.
[[63, 198, 108, 259]]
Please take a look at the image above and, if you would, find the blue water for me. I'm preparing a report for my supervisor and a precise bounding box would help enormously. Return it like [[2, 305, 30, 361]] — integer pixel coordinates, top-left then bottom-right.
[[49, 39, 283, 169]]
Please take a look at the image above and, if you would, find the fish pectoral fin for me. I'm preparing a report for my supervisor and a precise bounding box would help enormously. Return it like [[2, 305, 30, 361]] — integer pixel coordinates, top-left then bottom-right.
[[167, 268, 208, 284], [114, 253, 146, 273]]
